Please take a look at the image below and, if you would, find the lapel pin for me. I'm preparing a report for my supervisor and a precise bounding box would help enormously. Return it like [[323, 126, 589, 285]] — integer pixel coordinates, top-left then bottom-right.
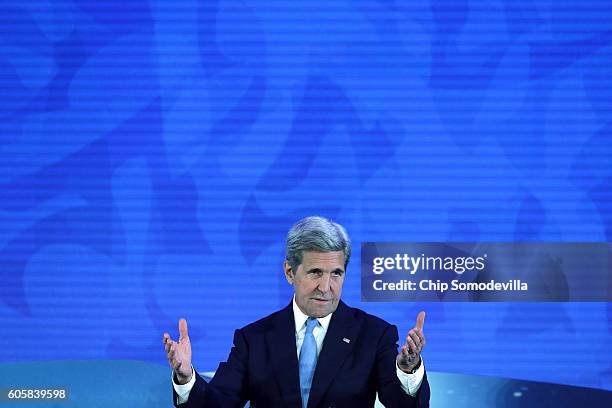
[[342, 337, 350, 344]]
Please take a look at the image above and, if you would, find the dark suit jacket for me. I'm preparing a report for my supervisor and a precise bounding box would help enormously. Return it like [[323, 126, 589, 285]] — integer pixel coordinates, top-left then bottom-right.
[[173, 300, 430, 408]]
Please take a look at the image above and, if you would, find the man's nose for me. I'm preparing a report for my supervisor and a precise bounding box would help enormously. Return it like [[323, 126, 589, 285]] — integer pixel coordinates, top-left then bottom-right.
[[318, 272, 331, 292]]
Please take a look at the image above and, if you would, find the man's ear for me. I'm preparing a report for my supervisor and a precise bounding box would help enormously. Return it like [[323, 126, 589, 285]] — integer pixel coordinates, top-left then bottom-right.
[[283, 260, 294, 284]]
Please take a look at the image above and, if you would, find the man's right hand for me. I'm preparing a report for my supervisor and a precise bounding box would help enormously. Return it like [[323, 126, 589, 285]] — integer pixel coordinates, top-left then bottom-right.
[[163, 318, 193, 384]]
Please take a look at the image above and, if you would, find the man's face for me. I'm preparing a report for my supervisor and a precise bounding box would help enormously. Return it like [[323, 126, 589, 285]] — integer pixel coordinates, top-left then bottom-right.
[[284, 250, 345, 318]]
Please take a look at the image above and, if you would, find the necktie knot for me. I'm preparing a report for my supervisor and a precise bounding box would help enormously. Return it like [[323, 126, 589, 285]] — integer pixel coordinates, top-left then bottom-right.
[[305, 317, 318, 334]]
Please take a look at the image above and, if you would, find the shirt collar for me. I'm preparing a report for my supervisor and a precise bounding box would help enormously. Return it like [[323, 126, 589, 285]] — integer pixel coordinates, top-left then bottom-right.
[[292, 295, 333, 333]]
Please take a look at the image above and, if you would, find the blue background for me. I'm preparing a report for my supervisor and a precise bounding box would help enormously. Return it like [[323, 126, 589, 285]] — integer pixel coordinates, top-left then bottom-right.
[[0, 0, 611, 403]]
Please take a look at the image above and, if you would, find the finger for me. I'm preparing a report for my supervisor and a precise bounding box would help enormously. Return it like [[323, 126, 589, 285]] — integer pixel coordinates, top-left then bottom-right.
[[170, 349, 182, 369], [166, 338, 179, 353], [397, 345, 406, 362], [406, 336, 418, 354], [414, 327, 425, 344], [163, 333, 173, 345], [398, 345, 410, 363], [415, 331, 426, 350], [415, 311, 426, 331], [167, 347, 176, 365], [179, 318, 189, 341], [168, 343, 176, 358], [408, 330, 422, 351], [404, 329, 421, 349], [168, 345, 182, 369]]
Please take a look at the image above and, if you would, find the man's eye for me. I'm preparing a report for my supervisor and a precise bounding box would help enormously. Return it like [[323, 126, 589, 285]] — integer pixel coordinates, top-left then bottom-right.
[[333, 271, 344, 276]]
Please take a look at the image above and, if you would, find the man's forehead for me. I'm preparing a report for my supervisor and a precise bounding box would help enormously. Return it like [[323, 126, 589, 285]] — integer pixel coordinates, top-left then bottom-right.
[[301, 250, 345, 266]]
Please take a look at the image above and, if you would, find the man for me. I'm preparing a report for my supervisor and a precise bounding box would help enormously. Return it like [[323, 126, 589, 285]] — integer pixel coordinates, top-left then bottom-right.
[[163, 216, 430, 407]]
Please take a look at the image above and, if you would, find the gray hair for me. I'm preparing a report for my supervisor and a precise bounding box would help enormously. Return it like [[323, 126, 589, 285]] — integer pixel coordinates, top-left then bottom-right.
[[285, 216, 351, 271]]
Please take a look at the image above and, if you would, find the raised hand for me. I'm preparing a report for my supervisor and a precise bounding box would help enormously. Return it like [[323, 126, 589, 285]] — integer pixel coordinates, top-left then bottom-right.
[[163, 318, 193, 384], [396, 311, 426, 373]]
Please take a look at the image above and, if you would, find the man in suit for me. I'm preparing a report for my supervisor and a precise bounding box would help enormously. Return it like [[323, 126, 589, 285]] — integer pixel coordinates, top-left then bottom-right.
[[163, 216, 430, 407]]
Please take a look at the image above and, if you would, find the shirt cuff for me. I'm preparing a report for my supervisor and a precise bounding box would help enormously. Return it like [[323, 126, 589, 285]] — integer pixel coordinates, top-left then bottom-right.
[[396, 359, 425, 397], [172, 366, 196, 404]]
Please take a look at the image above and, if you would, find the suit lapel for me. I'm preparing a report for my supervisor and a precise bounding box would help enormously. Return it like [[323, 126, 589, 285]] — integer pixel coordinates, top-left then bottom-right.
[[307, 301, 362, 408], [265, 302, 302, 407]]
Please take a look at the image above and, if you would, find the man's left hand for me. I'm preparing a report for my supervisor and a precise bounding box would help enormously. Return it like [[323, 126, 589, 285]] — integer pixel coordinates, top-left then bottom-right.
[[397, 311, 426, 373]]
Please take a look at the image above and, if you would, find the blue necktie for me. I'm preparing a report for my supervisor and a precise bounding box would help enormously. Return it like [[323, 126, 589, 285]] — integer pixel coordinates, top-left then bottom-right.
[[299, 317, 319, 408]]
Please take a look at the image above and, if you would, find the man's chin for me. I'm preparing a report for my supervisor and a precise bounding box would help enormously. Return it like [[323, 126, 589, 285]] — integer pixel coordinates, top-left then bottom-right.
[[307, 300, 337, 317]]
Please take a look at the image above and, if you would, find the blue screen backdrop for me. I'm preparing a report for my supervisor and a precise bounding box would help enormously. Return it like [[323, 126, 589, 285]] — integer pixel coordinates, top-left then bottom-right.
[[0, 0, 611, 404]]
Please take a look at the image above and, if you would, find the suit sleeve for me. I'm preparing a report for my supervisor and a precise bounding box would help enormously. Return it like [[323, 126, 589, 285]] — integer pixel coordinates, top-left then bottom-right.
[[172, 329, 250, 408], [375, 324, 430, 408]]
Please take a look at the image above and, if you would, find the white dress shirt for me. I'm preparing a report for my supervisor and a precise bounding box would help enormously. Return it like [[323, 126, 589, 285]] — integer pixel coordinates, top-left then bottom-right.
[[174, 298, 425, 403]]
